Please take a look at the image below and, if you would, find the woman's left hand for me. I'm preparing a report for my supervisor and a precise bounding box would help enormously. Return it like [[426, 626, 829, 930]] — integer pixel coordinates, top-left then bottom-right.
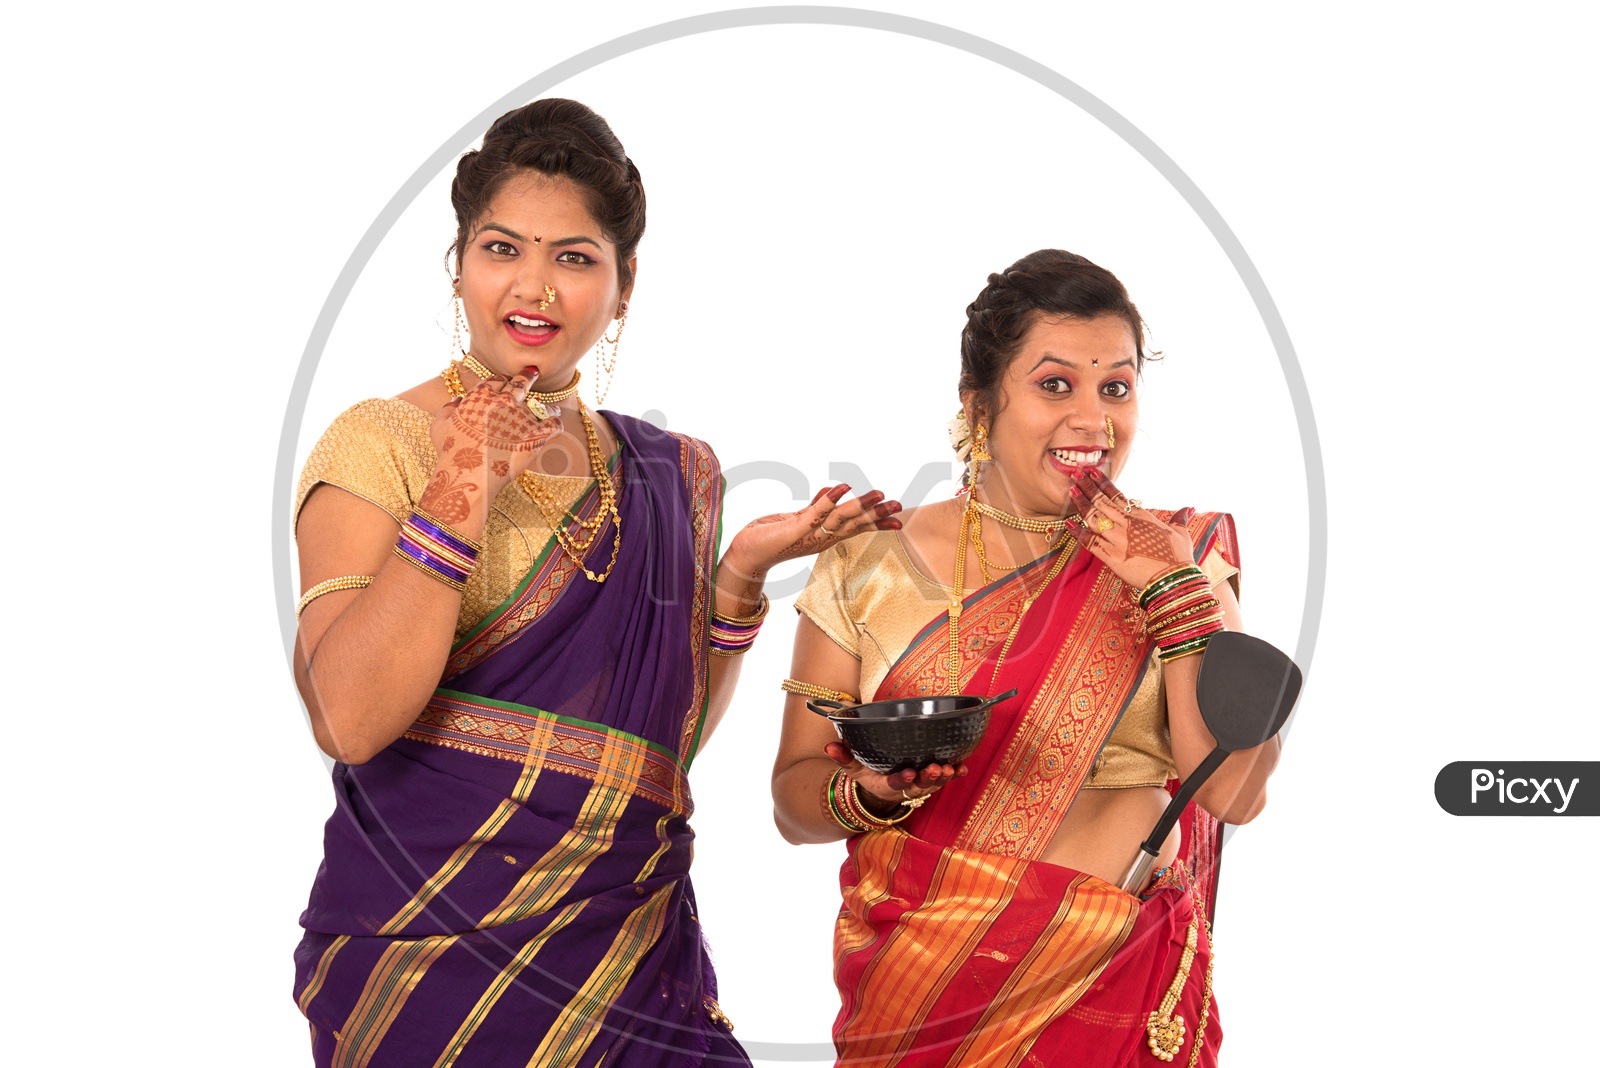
[[1064, 468, 1196, 589], [721, 483, 902, 583]]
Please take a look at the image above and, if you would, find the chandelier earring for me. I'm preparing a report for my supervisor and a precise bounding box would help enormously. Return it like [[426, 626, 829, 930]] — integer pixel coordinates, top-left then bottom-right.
[[968, 421, 991, 489], [451, 281, 469, 358], [593, 300, 628, 407]]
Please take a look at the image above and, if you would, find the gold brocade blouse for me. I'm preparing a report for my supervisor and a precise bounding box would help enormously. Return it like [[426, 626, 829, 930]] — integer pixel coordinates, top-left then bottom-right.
[[294, 398, 592, 640], [794, 528, 1240, 789]]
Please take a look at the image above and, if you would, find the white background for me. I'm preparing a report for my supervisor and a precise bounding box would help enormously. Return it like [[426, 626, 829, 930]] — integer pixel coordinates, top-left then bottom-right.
[[7, 2, 1595, 1064]]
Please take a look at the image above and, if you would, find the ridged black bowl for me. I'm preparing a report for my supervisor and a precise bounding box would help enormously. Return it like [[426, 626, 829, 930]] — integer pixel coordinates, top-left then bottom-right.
[[807, 689, 1017, 775]]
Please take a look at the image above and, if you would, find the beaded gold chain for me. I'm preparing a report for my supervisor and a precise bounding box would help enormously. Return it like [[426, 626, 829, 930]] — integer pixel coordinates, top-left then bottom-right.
[[456, 355, 582, 414], [947, 498, 1076, 695], [516, 399, 622, 583], [1145, 887, 1216, 1065], [969, 498, 1071, 539]]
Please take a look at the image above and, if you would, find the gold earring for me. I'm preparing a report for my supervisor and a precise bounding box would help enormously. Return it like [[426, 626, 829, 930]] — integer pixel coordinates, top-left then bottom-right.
[[967, 422, 991, 488], [593, 302, 627, 407], [1105, 415, 1116, 451], [539, 285, 556, 312], [451, 283, 469, 358]]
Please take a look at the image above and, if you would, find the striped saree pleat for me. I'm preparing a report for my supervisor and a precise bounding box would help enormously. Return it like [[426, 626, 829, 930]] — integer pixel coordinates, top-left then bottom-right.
[[525, 883, 676, 1068], [480, 738, 643, 929], [332, 935, 459, 1068]]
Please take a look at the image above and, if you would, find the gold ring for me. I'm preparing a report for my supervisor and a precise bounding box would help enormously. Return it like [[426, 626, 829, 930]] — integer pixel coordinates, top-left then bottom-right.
[[1095, 516, 1115, 533], [821, 525, 838, 537], [900, 789, 931, 809]]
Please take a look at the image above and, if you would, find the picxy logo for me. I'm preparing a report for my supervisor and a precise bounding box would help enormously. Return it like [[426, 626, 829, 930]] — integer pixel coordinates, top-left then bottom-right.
[[1435, 762, 1596, 816]]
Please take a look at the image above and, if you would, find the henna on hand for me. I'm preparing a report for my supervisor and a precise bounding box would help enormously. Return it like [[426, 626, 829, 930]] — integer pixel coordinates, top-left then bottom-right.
[[1124, 514, 1186, 565], [1068, 468, 1194, 576], [418, 468, 480, 524]]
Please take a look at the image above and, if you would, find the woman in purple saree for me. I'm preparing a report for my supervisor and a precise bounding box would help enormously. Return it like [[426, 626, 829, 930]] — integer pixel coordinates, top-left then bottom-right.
[[290, 99, 900, 1067]]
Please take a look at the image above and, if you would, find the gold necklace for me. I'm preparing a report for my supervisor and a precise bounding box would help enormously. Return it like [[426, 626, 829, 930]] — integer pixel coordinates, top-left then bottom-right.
[[946, 499, 1076, 695], [460, 355, 583, 405], [969, 498, 1070, 539], [516, 400, 623, 583]]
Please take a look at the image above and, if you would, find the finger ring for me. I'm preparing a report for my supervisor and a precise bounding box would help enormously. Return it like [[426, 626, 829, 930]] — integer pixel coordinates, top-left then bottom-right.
[[1095, 516, 1115, 533], [900, 789, 931, 809], [820, 525, 838, 537]]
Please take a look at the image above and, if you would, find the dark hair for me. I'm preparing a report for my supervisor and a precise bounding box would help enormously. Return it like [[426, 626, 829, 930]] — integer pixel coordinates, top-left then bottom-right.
[[959, 249, 1148, 418], [449, 98, 646, 288]]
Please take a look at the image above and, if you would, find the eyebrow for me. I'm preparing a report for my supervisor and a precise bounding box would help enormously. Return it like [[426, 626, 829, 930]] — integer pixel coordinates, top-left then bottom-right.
[[478, 223, 603, 251], [1028, 354, 1136, 372]]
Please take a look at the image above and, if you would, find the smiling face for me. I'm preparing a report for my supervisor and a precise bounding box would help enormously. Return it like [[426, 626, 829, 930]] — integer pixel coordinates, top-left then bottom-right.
[[457, 171, 634, 387], [968, 313, 1139, 518]]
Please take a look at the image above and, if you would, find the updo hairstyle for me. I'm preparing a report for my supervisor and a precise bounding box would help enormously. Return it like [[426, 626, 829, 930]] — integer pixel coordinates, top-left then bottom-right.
[[449, 98, 646, 288], [959, 249, 1149, 419]]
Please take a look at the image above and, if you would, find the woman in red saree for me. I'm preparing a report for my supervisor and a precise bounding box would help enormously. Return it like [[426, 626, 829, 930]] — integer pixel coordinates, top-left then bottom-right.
[[773, 250, 1279, 1066], [291, 100, 902, 1067]]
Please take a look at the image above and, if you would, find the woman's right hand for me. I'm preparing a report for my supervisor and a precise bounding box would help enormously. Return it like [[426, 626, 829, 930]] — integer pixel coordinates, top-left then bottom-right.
[[420, 366, 564, 526], [824, 740, 964, 808]]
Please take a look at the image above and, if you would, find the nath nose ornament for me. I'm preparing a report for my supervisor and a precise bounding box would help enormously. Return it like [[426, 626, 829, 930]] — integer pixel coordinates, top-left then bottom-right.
[[539, 285, 556, 312], [1105, 415, 1116, 451]]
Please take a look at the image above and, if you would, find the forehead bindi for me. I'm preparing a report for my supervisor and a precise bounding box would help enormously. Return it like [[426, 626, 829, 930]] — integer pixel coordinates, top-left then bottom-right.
[[480, 175, 605, 244], [1016, 315, 1136, 373]]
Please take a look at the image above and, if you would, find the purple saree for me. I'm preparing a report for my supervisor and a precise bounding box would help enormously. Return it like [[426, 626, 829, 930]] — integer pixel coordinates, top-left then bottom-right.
[[293, 414, 750, 1068]]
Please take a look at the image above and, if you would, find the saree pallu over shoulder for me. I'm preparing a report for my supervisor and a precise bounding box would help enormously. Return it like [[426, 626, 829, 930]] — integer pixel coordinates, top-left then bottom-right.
[[442, 415, 722, 766], [294, 415, 742, 1068], [832, 512, 1236, 1066]]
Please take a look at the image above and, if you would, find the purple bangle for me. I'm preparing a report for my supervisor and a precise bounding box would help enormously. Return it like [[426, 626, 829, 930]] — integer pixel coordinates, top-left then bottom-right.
[[395, 539, 471, 586], [407, 509, 482, 559]]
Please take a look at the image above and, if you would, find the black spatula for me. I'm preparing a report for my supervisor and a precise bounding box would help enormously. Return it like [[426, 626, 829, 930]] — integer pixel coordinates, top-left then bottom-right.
[[1117, 631, 1303, 893]]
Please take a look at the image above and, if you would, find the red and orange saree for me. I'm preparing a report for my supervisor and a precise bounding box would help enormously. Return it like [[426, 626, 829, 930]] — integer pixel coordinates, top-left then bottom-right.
[[825, 513, 1238, 1067]]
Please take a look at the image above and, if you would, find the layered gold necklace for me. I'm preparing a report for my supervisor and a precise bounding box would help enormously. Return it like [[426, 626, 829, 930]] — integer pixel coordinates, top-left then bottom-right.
[[516, 400, 622, 583], [946, 494, 1076, 695]]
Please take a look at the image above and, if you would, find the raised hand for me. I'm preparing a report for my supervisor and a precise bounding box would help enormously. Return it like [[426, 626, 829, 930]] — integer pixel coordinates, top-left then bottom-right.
[[1064, 467, 1195, 590], [721, 483, 902, 583], [420, 367, 563, 525]]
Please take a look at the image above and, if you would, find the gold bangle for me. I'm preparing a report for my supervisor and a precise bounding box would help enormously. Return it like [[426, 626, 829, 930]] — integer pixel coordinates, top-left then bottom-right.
[[392, 544, 469, 591], [711, 592, 770, 627], [408, 506, 485, 552], [845, 778, 915, 827], [295, 575, 374, 618], [782, 679, 858, 704]]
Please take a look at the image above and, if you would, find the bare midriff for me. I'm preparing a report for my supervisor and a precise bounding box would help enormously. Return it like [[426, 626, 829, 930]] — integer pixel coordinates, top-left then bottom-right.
[[1038, 785, 1180, 889]]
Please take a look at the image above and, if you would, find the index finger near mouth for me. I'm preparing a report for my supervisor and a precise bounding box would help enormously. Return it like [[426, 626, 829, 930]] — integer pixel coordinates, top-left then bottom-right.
[[503, 366, 539, 397], [1086, 469, 1129, 503]]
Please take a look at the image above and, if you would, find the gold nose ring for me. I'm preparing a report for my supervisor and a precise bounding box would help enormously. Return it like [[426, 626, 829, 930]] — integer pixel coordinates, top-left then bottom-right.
[[539, 285, 556, 312]]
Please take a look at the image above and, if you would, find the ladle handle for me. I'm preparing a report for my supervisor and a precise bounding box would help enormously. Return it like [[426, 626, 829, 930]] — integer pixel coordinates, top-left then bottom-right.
[[1140, 745, 1230, 855], [1118, 848, 1161, 895], [806, 698, 848, 717]]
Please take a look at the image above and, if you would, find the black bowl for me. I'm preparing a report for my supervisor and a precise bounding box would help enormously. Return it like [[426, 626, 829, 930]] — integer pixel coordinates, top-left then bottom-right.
[[807, 689, 1017, 775]]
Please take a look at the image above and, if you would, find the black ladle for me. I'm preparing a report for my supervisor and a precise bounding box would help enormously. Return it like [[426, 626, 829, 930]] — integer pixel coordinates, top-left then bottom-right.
[[1117, 631, 1303, 893]]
